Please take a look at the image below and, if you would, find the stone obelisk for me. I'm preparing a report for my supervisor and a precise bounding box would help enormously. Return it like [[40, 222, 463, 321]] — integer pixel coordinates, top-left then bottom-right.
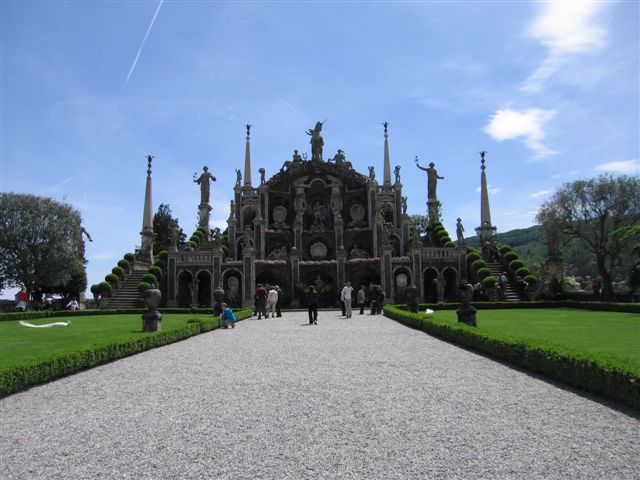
[[476, 151, 496, 245], [383, 121, 391, 188], [139, 154, 155, 264], [243, 124, 252, 188]]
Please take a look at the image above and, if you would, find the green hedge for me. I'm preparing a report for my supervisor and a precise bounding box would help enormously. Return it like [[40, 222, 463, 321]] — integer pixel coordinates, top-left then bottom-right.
[[383, 305, 640, 410], [0, 307, 250, 322], [0, 308, 252, 396], [392, 301, 640, 314]]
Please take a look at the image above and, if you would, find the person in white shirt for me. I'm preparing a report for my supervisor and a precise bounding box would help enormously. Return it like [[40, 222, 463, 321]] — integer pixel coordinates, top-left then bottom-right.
[[66, 298, 79, 311], [340, 282, 354, 318], [266, 287, 279, 318]]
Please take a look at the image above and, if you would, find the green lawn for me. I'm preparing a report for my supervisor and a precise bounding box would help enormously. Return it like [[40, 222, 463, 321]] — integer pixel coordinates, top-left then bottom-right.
[[0, 313, 216, 368], [427, 308, 640, 374]]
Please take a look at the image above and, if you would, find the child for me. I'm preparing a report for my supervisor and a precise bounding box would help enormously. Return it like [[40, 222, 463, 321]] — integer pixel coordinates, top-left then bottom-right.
[[220, 303, 236, 329]]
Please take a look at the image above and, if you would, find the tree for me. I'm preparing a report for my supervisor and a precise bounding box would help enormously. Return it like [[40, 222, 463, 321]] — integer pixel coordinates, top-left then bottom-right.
[[0, 193, 87, 297], [153, 203, 186, 253], [536, 175, 640, 300]]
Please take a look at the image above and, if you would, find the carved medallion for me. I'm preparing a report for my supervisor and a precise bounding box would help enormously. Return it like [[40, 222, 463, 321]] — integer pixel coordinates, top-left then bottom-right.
[[350, 203, 365, 222], [228, 276, 239, 291], [310, 242, 328, 259], [395, 273, 408, 288], [273, 205, 287, 224]]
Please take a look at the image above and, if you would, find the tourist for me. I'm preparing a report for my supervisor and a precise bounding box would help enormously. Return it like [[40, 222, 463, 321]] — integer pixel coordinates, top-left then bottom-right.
[[275, 285, 283, 317], [339, 283, 346, 316], [341, 281, 353, 318], [255, 284, 267, 319], [357, 285, 367, 315], [369, 284, 379, 315], [220, 303, 236, 329], [377, 285, 386, 314], [14, 288, 28, 312], [592, 279, 601, 300], [266, 286, 279, 318], [66, 298, 79, 310], [307, 285, 319, 325]]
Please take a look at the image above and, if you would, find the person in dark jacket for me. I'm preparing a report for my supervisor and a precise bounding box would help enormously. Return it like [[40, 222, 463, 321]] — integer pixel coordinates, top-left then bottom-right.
[[255, 284, 267, 319], [275, 285, 283, 317], [307, 286, 319, 325]]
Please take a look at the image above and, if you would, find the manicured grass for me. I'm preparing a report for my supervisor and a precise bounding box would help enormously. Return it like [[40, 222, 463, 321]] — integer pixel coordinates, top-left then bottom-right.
[[409, 308, 639, 375], [0, 313, 216, 368]]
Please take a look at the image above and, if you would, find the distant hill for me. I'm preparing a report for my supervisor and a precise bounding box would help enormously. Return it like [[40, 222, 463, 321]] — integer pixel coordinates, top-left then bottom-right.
[[466, 225, 546, 268]]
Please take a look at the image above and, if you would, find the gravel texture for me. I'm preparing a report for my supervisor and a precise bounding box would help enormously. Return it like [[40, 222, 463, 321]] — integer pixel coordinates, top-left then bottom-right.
[[1, 311, 638, 479]]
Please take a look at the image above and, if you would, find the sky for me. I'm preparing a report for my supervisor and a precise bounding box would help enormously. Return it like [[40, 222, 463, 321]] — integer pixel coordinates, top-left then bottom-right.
[[1, 0, 638, 297]]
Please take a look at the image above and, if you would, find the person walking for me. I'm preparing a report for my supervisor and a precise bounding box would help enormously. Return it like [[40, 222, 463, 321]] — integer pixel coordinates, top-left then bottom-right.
[[220, 303, 236, 329], [266, 286, 279, 318], [339, 283, 346, 316], [307, 285, 319, 325], [341, 281, 354, 318], [275, 285, 283, 317], [369, 284, 378, 315], [255, 284, 267, 319], [357, 285, 367, 315]]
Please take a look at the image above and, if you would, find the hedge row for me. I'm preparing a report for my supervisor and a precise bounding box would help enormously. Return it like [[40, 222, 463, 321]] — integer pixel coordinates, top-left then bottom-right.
[[0, 308, 252, 396], [394, 301, 640, 314], [0, 307, 245, 322], [383, 305, 640, 410]]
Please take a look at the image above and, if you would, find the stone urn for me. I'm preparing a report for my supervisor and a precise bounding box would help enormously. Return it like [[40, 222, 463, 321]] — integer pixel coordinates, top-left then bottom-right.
[[405, 284, 419, 313], [456, 282, 477, 327], [213, 285, 225, 316], [141, 288, 163, 332]]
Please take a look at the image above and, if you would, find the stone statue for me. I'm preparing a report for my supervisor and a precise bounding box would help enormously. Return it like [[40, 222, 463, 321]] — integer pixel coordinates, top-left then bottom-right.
[[267, 245, 288, 260], [331, 195, 343, 218], [194, 166, 217, 204], [312, 201, 325, 228], [281, 150, 304, 172], [306, 121, 325, 161], [394, 165, 401, 184], [368, 166, 376, 182], [169, 221, 178, 250], [415, 158, 444, 201], [259, 168, 266, 185], [456, 218, 465, 245], [314, 275, 325, 292], [349, 244, 370, 258], [80, 226, 93, 243], [480, 150, 487, 161], [401, 196, 408, 215], [235, 169, 242, 187], [211, 227, 222, 246], [294, 191, 306, 223], [242, 228, 254, 249]]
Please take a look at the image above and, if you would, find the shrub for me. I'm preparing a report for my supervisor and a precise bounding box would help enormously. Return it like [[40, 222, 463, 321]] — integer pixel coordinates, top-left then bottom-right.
[[498, 244, 512, 255], [444, 241, 455, 248], [90, 284, 99, 295], [153, 260, 166, 271], [524, 275, 538, 286], [516, 267, 531, 278], [148, 266, 163, 279], [510, 259, 524, 271], [472, 259, 487, 271], [193, 230, 203, 239], [158, 250, 168, 261], [137, 281, 152, 293], [197, 226, 207, 234], [124, 253, 135, 262], [142, 273, 158, 285], [112, 266, 125, 279], [189, 235, 200, 244], [98, 282, 112, 295], [117, 259, 130, 270], [483, 276, 497, 288], [437, 229, 449, 237], [503, 251, 519, 262], [476, 267, 491, 279], [467, 252, 481, 263], [186, 241, 197, 249], [105, 273, 119, 285]]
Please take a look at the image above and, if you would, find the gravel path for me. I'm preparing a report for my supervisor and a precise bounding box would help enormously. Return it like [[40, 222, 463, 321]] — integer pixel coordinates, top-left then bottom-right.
[[1, 311, 638, 479]]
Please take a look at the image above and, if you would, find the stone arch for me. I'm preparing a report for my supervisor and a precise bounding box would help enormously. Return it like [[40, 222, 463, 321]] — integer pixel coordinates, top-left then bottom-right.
[[423, 267, 439, 303], [349, 266, 380, 291], [177, 270, 193, 308], [222, 268, 243, 308], [195, 269, 212, 307], [442, 266, 458, 301]]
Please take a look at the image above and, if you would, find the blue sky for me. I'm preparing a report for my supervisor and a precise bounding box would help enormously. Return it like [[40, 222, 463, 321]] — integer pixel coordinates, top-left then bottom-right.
[[1, 1, 638, 296]]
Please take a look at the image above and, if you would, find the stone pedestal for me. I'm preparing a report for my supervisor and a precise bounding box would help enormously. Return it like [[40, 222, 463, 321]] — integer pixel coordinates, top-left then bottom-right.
[[456, 282, 476, 327], [427, 199, 440, 225], [213, 285, 225, 315], [405, 284, 418, 313], [141, 288, 163, 332]]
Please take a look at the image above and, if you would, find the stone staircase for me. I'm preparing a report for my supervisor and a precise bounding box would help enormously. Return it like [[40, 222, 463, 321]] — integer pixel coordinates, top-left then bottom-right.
[[103, 263, 150, 309], [486, 262, 521, 301]]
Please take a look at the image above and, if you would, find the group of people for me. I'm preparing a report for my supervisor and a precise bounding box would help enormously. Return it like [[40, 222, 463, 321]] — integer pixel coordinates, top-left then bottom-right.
[[14, 288, 80, 311], [253, 284, 284, 319]]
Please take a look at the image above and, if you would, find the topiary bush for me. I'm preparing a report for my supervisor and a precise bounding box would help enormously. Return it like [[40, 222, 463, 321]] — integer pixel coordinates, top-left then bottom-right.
[[186, 241, 197, 249], [524, 275, 538, 286], [197, 226, 207, 234], [142, 273, 158, 285], [510, 259, 524, 271], [483, 276, 497, 288], [137, 281, 152, 293], [117, 259, 130, 271], [124, 253, 135, 262], [516, 267, 531, 278], [90, 284, 99, 296], [158, 250, 168, 261], [499, 244, 513, 255], [153, 260, 166, 271], [148, 266, 162, 279], [476, 267, 491, 279], [503, 251, 519, 262], [98, 281, 112, 296], [193, 230, 203, 239], [467, 252, 481, 263], [112, 266, 125, 279], [189, 235, 200, 244], [472, 259, 487, 271], [105, 273, 119, 286], [444, 241, 455, 248]]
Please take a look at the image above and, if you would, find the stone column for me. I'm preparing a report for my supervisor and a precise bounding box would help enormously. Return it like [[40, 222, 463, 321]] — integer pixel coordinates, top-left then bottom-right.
[[382, 246, 393, 302], [411, 246, 423, 302], [242, 246, 255, 308], [259, 186, 269, 229], [337, 246, 347, 288], [254, 215, 265, 259], [227, 217, 237, 260], [290, 247, 300, 306], [374, 212, 384, 257], [394, 185, 403, 228], [212, 248, 223, 291], [400, 214, 410, 256], [190, 272, 199, 307], [367, 183, 377, 229], [167, 255, 177, 307], [334, 217, 344, 252]]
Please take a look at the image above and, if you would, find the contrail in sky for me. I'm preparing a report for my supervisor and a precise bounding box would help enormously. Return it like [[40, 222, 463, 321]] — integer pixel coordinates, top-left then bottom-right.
[[124, 0, 164, 87]]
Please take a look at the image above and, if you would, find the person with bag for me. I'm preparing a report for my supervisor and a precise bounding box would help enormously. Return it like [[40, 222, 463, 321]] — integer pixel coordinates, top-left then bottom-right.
[[266, 286, 279, 318], [340, 282, 354, 318], [357, 285, 367, 315], [255, 284, 267, 319]]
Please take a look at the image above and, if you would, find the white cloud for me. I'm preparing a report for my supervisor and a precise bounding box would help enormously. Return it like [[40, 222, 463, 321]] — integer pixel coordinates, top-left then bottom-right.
[[475, 185, 501, 195], [530, 189, 552, 199], [484, 108, 556, 157], [594, 159, 640, 174], [522, 1, 608, 93]]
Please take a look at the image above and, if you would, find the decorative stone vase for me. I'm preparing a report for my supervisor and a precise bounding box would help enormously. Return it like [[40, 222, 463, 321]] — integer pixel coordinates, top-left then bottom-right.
[[141, 288, 163, 332], [456, 282, 477, 327], [405, 284, 419, 313], [213, 285, 225, 316]]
